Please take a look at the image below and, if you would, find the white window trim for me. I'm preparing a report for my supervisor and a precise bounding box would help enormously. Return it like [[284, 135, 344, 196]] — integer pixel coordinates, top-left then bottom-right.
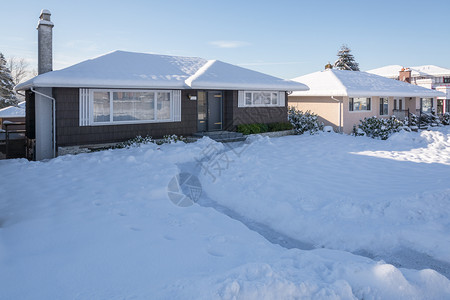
[[80, 89, 181, 126], [238, 91, 285, 107]]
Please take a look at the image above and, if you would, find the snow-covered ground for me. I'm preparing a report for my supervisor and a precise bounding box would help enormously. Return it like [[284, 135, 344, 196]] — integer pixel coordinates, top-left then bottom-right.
[[1, 128, 450, 299]]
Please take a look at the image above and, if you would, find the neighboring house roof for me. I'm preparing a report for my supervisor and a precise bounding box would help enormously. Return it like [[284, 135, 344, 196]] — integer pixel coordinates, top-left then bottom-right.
[[367, 65, 450, 78], [0, 101, 26, 118], [290, 69, 445, 98], [16, 50, 309, 92]]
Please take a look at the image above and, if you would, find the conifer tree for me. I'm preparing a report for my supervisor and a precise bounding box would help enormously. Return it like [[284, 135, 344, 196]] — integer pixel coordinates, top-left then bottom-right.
[[333, 45, 360, 71], [0, 52, 18, 108]]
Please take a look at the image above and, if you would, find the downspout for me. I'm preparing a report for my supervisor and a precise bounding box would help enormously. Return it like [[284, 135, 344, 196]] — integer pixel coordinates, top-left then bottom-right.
[[330, 96, 342, 133], [30, 87, 56, 158]]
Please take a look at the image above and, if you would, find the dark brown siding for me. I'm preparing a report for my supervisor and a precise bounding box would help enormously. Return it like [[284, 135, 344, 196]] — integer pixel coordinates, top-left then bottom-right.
[[25, 90, 35, 139], [54, 88, 197, 147], [230, 91, 288, 129]]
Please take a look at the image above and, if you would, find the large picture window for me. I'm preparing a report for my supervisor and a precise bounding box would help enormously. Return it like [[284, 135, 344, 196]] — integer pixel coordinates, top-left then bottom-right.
[[379, 97, 388, 115], [112, 91, 155, 122], [349, 97, 371, 111], [80, 89, 181, 126]]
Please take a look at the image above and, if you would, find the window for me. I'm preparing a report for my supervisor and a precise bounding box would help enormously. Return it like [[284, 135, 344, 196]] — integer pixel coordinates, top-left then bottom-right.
[[239, 91, 284, 107], [113, 91, 155, 121], [379, 98, 388, 115], [393, 98, 404, 110], [437, 100, 444, 114], [420, 98, 433, 113], [446, 99, 450, 113], [80, 89, 181, 126], [93, 92, 110, 122], [349, 97, 371, 111], [443, 77, 450, 83]]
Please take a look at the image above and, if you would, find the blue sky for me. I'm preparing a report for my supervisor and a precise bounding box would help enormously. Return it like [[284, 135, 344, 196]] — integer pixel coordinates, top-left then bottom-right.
[[2, 0, 449, 79]]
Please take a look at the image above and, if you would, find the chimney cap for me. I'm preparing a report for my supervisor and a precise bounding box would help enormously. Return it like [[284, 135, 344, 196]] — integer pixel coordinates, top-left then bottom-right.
[[37, 9, 54, 29], [40, 9, 51, 16]]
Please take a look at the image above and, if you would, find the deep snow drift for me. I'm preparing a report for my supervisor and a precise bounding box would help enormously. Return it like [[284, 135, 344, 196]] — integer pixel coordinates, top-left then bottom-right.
[[1, 129, 450, 299]]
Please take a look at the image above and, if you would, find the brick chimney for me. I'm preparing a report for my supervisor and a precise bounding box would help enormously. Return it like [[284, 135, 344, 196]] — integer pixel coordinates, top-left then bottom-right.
[[399, 67, 411, 83], [37, 9, 54, 75]]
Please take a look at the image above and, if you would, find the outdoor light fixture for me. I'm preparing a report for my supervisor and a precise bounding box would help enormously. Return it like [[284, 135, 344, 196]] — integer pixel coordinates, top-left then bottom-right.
[[188, 95, 197, 101]]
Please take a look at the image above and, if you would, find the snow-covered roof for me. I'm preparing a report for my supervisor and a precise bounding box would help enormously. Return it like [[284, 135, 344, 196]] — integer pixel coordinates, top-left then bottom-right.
[[290, 69, 445, 98], [0, 101, 25, 118], [16, 51, 308, 92], [367, 65, 450, 78]]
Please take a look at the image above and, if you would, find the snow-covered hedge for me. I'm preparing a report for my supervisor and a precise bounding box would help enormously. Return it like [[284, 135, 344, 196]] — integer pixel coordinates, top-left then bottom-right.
[[112, 134, 186, 149], [442, 112, 450, 126], [288, 107, 324, 135], [419, 111, 442, 127], [356, 116, 404, 140]]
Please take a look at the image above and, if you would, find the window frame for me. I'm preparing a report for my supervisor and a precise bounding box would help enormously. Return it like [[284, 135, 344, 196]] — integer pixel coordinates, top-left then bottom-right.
[[348, 97, 371, 112], [242, 91, 282, 107], [89, 89, 175, 126], [420, 97, 433, 114]]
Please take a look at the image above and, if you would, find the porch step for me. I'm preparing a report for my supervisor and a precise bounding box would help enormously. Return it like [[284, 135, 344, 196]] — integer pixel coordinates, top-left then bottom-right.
[[193, 131, 246, 143]]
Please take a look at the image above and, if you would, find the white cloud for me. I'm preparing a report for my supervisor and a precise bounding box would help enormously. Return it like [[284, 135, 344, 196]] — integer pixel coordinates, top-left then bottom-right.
[[209, 40, 250, 48]]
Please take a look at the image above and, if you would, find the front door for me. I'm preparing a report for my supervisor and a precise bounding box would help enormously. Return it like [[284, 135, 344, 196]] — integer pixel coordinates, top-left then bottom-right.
[[197, 91, 223, 132]]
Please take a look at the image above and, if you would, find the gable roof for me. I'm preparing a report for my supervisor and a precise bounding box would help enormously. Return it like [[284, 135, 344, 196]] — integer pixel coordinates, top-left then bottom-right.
[[290, 69, 445, 98], [0, 101, 25, 118], [16, 50, 308, 92], [367, 65, 450, 78]]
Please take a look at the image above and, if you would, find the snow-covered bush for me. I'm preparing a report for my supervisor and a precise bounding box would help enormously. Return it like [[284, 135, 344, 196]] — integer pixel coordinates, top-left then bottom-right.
[[115, 135, 154, 149], [420, 111, 441, 127], [288, 107, 324, 135], [356, 116, 404, 140], [406, 113, 419, 127], [442, 113, 450, 126], [110, 134, 186, 149], [156, 134, 187, 145]]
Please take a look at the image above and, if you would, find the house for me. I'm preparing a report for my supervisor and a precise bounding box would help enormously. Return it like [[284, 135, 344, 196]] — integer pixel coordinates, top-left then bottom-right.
[[367, 65, 450, 114], [288, 69, 444, 134], [0, 101, 25, 129], [0, 102, 26, 159], [15, 10, 308, 160]]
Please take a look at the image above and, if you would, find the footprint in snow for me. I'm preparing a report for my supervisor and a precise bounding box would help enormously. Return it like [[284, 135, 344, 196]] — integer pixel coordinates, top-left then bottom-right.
[[207, 248, 225, 257]]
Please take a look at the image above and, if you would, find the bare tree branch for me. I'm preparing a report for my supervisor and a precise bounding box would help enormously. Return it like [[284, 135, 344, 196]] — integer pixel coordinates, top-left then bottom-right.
[[8, 56, 30, 85]]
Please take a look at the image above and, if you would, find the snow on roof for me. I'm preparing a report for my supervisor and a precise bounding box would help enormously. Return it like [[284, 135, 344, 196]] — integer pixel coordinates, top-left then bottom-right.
[[290, 69, 445, 98], [187, 60, 307, 90], [367, 65, 450, 78], [0, 101, 25, 118], [16, 51, 308, 92]]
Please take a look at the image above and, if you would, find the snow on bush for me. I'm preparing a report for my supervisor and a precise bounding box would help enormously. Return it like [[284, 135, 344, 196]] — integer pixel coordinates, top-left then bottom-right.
[[420, 110, 442, 127], [443, 112, 450, 126], [102, 134, 187, 150], [288, 107, 324, 135], [356, 116, 405, 140]]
